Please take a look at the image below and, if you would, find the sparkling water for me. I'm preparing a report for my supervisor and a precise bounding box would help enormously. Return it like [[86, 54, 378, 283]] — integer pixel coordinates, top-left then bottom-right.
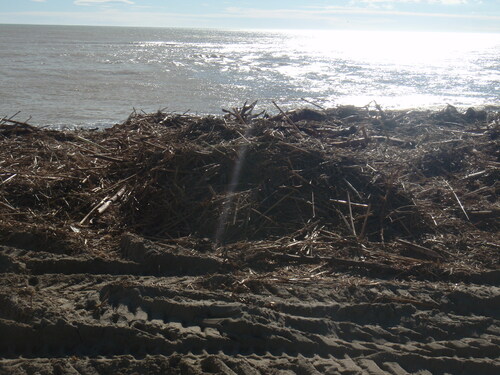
[[1, 24, 498, 127]]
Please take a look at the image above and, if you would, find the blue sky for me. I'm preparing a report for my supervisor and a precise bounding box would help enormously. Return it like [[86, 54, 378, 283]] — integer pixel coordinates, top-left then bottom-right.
[[1, 0, 499, 32]]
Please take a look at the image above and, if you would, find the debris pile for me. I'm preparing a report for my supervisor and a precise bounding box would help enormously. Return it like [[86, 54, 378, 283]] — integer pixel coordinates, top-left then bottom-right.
[[0, 103, 498, 278]]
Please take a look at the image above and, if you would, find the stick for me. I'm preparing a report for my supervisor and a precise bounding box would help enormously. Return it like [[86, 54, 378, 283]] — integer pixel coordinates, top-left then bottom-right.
[[347, 192, 357, 236], [7, 111, 21, 121], [332, 205, 351, 233], [100, 174, 137, 195], [444, 180, 470, 221], [80, 196, 109, 225], [231, 108, 247, 125], [79, 185, 127, 225], [97, 186, 127, 215], [0, 201, 16, 211], [311, 190, 316, 218], [272, 101, 303, 135], [0, 174, 17, 185], [462, 186, 494, 197], [300, 98, 325, 110], [250, 208, 278, 226], [461, 170, 486, 180], [0, 117, 36, 129], [76, 135, 108, 151], [358, 203, 372, 240], [344, 179, 362, 200], [0, 173, 76, 180], [330, 199, 368, 208], [79, 186, 126, 225], [396, 239, 446, 260]]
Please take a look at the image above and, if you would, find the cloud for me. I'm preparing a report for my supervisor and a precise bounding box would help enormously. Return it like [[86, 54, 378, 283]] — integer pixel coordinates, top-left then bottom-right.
[[74, 0, 134, 6], [224, 5, 498, 20], [31, 0, 47, 2], [355, 0, 468, 3], [3, 1, 498, 32]]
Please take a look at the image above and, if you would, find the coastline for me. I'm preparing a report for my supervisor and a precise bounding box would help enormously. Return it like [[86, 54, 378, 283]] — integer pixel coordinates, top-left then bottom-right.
[[0, 104, 499, 374]]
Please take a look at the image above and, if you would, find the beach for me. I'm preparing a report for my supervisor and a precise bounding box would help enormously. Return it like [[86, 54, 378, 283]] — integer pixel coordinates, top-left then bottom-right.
[[0, 104, 498, 374]]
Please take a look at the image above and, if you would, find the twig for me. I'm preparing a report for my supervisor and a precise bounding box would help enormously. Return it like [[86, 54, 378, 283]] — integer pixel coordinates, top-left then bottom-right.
[[80, 196, 109, 225], [222, 101, 260, 124], [300, 98, 325, 110], [0, 201, 17, 211], [0, 117, 36, 129], [444, 180, 470, 221], [251, 208, 278, 226], [347, 192, 357, 236], [461, 170, 486, 180], [272, 101, 303, 135], [396, 239, 446, 260], [311, 190, 316, 218], [332, 205, 351, 234], [232, 108, 247, 125], [97, 186, 127, 215], [79, 186, 127, 225], [0, 174, 17, 185], [358, 203, 372, 240], [76, 135, 108, 151], [89, 153, 125, 163], [0, 173, 76, 180], [463, 186, 494, 199], [370, 135, 413, 146], [344, 179, 362, 200], [2, 111, 21, 122], [330, 199, 368, 208]]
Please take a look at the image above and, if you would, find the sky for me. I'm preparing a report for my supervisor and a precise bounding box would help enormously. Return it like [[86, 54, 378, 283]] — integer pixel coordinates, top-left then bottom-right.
[[0, 0, 499, 33]]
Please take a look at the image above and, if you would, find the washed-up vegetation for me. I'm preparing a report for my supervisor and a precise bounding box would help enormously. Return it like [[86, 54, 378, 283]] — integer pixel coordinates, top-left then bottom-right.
[[0, 103, 498, 278]]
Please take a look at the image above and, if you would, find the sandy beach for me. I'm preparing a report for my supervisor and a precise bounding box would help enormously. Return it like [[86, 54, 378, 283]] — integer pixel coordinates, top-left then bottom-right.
[[0, 104, 498, 374]]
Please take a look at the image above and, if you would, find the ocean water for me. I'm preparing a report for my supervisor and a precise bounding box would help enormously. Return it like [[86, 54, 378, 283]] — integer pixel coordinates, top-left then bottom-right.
[[1, 24, 499, 128]]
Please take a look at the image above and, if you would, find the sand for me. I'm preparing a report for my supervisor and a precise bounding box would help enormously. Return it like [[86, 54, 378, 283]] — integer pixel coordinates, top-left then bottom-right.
[[0, 104, 498, 374]]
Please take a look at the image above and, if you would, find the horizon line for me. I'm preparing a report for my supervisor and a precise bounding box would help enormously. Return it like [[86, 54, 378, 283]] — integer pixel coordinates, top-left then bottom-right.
[[1, 22, 500, 35]]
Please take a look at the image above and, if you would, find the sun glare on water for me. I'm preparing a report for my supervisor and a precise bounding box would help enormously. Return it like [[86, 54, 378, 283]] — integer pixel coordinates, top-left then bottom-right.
[[257, 29, 500, 109]]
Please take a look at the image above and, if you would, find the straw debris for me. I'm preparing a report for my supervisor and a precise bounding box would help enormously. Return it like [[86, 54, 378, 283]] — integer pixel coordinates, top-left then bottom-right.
[[0, 104, 498, 278]]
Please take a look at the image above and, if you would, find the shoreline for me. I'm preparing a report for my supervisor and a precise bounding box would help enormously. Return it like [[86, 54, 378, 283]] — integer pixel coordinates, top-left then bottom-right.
[[5, 102, 500, 131]]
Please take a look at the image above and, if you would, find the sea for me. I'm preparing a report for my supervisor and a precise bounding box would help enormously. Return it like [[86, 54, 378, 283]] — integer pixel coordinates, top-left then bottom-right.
[[1, 24, 499, 128]]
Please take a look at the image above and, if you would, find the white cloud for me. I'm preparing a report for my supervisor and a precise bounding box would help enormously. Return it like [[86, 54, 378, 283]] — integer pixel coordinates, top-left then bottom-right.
[[74, 0, 134, 6], [31, 0, 47, 3], [224, 5, 499, 21], [2, 1, 498, 32], [356, 0, 469, 3]]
